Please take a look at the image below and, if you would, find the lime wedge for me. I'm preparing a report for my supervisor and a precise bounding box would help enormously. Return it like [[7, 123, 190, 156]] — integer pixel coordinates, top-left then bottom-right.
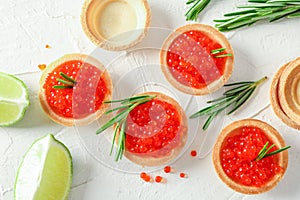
[[0, 72, 29, 126], [14, 134, 73, 200]]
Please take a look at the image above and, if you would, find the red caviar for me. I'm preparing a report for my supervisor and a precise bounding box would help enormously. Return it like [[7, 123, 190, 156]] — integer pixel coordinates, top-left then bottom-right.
[[180, 173, 187, 178], [164, 166, 172, 173], [43, 60, 108, 119], [166, 30, 227, 89], [221, 127, 282, 187], [140, 172, 152, 182], [125, 99, 183, 157], [190, 150, 197, 157], [155, 176, 164, 183]]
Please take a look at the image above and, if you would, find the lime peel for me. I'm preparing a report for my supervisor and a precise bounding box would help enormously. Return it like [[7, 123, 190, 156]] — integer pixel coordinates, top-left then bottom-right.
[[0, 72, 29, 126], [14, 134, 73, 200]]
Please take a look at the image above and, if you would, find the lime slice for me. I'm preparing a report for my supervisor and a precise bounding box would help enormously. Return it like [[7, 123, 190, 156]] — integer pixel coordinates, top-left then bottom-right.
[[14, 134, 73, 200], [0, 72, 29, 126]]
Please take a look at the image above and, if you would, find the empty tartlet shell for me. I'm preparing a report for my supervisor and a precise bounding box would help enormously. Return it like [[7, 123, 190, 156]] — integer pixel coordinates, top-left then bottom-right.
[[117, 92, 188, 167], [278, 57, 300, 125], [39, 54, 112, 126], [160, 24, 234, 95], [81, 0, 151, 51], [270, 62, 300, 130], [212, 119, 288, 195]]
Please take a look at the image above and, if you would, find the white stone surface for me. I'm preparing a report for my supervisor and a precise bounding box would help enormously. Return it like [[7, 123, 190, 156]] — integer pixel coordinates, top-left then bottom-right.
[[0, 0, 300, 199]]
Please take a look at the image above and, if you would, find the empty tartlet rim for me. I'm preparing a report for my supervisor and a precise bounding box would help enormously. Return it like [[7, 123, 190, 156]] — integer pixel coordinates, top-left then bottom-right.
[[81, 0, 151, 51], [270, 62, 300, 130], [39, 53, 112, 126], [278, 57, 300, 125], [212, 119, 288, 195], [116, 91, 188, 167], [160, 23, 234, 96]]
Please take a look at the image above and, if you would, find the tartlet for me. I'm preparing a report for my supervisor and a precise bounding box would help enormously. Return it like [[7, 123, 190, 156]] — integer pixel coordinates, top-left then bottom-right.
[[213, 119, 288, 194], [270, 61, 300, 130], [118, 92, 188, 166], [81, 0, 151, 51], [270, 57, 300, 129], [160, 24, 234, 95], [278, 58, 300, 125], [39, 54, 112, 126]]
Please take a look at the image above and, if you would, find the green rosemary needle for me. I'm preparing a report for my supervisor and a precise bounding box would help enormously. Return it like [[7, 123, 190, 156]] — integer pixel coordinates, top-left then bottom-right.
[[96, 95, 156, 162], [185, 0, 211, 21], [190, 76, 267, 130], [211, 48, 233, 58], [53, 72, 77, 89], [214, 0, 300, 31], [255, 141, 291, 161]]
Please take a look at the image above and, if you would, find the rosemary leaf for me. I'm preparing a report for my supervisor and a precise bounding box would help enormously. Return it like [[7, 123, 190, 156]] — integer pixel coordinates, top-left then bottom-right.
[[56, 78, 74, 86], [228, 87, 255, 114], [115, 121, 126, 161], [224, 9, 258, 16], [185, 0, 211, 21], [59, 72, 76, 84], [288, 12, 300, 17], [223, 84, 252, 96], [52, 85, 73, 89], [224, 81, 254, 87], [211, 48, 226, 54], [105, 105, 129, 115], [110, 123, 120, 156], [215, 53, 233, 58], [263, 145, 291, 158]]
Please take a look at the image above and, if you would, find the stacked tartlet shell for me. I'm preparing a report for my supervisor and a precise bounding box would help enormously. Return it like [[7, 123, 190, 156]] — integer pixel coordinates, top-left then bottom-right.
[[39, 54, 112, 126], [270, 57, 300, 129], [81, 0, 151, 51], [160, 24, 234, 95], [212, 119, 288, 194], [117, 92, 188, 167]]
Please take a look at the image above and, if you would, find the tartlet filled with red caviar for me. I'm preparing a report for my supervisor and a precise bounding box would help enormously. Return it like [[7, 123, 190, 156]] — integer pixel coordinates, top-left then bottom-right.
[[212, 119, 289, 194], [160, 24, 234, 95], [39, 54, 112, 126], [97, 92, 188, 166]]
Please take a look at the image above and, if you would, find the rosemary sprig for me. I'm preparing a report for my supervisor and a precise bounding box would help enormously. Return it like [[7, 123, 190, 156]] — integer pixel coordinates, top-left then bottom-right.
[[96, 95, 156, 162], [214, 0, 300, 31], [53, 72, 76, 89], [211, 48, 233, 58], [255, 141, 291, 161], [185, 0, 211, 21], [190, 76, 267, 130]]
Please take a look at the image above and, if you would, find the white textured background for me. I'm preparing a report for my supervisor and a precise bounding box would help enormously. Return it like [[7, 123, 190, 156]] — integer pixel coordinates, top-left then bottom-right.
[[1, 0, 300, 199]]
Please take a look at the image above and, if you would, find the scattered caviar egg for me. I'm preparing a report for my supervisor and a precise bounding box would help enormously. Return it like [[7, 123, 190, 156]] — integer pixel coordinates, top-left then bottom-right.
[[190, 150, 197, 157], [140, 172, 152, 182], [45, 44, 51, 48], [164, 166, 172, 173], [155, 176, 165, 183], [38, 64, 47, 70], [143, 175, 152, 182], [140, 172, 147, 179], [179, 173, 187, 178]]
